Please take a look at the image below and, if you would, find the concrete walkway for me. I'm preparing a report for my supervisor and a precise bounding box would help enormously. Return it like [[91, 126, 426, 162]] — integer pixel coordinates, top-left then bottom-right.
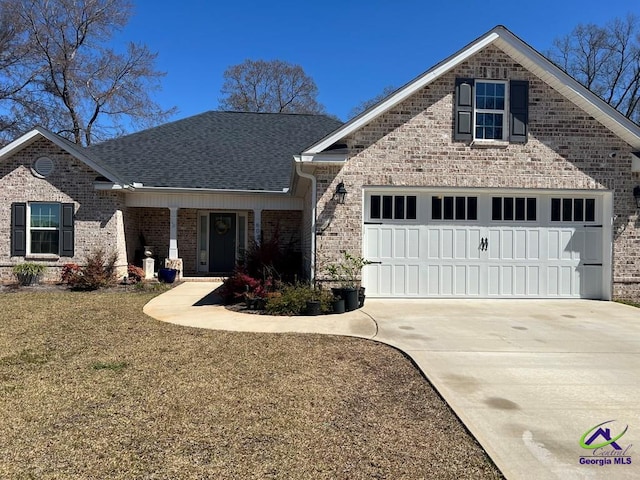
[[144, 283, 640, 480]]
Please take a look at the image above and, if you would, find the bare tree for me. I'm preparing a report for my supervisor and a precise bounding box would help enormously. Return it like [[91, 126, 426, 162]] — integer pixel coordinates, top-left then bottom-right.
[[219, 59, 325, 114], [0, 0, 173, 145], [548, 14, 640, 123], [348, 85, 397, 119]]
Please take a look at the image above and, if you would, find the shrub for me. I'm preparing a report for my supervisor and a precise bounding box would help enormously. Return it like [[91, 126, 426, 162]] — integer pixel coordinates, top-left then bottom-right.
[[127, 264, 145, 283], [219, 269, 264, 303], [12, 262, 47, 285], [61, 263, 81, 283], [244, 223, 301, 283], [65, 248, 119, 291], [265, 284, 333, 316], [325, 251, 372, 288]]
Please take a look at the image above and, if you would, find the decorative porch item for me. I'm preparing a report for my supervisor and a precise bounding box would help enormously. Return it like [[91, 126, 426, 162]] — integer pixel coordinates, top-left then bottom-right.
[[158, 268, 177, 284]]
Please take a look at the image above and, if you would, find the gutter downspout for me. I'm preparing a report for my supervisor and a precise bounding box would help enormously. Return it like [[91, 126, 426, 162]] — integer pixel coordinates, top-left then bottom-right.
[[295, 158, 316, 284]]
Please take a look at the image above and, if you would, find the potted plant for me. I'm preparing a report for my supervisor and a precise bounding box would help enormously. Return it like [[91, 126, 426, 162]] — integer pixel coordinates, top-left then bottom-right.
[[158, 267, 177, 284], [326, 252, 371, 312], [331, 295, 345, 314], [12, 262, 47, 286]]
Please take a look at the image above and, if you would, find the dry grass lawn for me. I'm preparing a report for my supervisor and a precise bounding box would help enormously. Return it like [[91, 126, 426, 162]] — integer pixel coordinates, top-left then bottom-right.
[[0, 290, 503, 479]]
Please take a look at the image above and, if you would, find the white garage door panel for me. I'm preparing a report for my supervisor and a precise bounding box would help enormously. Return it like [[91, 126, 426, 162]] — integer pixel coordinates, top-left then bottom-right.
[[363, 191, 609, 299]]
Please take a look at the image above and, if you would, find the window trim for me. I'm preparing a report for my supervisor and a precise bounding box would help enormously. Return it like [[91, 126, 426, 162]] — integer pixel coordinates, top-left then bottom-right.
[[474, 80, 508, 141], [455, 78, 529, 144], [11, 202, 74, 258], [27, 202, 62, 256]]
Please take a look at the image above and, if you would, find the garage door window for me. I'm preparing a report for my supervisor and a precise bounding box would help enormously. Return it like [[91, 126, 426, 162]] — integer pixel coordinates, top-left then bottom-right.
[[431, 196, 477, 220], [492, 197, 537, 221], [551, 198, 595, 222], [370, 195, 417, 220]]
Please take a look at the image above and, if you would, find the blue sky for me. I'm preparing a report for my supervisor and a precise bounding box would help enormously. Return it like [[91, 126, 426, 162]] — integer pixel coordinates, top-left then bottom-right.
[[122, 0, 638, 122]]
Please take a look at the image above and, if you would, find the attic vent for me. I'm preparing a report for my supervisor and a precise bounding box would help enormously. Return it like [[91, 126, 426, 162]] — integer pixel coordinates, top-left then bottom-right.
[[32, 156, 54, 178]]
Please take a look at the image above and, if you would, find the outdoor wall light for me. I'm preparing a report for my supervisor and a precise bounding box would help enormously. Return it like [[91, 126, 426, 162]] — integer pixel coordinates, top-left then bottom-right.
[[634, 185, 640, 209], [333, 182, 348, 204]]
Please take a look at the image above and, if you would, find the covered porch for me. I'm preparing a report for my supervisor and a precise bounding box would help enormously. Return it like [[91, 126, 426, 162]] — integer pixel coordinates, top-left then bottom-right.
[[123, 190, 304, 278]]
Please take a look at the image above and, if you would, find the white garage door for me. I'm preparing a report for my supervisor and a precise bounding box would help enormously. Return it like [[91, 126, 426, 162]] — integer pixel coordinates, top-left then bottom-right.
[[362, 191, 611, 299]]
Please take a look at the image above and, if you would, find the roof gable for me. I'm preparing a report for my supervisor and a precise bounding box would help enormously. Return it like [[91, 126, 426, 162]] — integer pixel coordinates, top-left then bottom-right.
[[304, 25, 640, 155], [0, 126, 125, 184]]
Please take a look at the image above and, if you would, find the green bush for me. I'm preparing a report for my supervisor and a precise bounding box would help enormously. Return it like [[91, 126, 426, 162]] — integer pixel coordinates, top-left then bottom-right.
[[12, 262, 47, 285], [265, 284, 333, 316]]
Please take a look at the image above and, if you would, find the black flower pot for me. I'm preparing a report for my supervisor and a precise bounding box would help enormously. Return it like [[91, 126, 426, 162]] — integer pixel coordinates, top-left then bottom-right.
[[306, 300, 321, 316], [342, 287, 359, 312], [332, 298, 345, 314], [359, 287, 366, 308], [17, 273, 39, 286]]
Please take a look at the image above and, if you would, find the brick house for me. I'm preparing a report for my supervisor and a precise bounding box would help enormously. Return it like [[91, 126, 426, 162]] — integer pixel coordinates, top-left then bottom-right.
[[2, 25, 640, 300]]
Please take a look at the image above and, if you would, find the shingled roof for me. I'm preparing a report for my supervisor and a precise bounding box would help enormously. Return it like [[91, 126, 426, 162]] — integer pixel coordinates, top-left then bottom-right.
[[88, 111, 343, 191]]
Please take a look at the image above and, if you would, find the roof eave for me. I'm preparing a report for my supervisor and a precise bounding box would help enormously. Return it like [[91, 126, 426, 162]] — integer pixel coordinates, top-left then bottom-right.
[[129, 185, 291, 195]]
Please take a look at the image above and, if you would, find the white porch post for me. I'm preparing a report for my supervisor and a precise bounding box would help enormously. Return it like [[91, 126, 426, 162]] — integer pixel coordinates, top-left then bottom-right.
[[168, 207, 179, 259], [253, 208, 262, 245]]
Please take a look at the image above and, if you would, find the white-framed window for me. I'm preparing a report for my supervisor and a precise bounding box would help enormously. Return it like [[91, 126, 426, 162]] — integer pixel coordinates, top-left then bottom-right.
[[11, 202, 74, 257], [29, 203, 61, 254], [474, 81, 506, 140], [454, 78, 528, 143]]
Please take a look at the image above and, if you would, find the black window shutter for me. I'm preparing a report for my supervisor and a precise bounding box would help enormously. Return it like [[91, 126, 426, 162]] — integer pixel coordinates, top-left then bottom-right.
[[11, 203, 27, 256], [454, 78, 474, 141], [510, 80, 529, 143], [61, 203, 75, 257]]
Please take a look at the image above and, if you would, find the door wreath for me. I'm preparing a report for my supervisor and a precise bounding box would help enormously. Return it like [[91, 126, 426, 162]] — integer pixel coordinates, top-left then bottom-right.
[[214, 217, 230, 235]]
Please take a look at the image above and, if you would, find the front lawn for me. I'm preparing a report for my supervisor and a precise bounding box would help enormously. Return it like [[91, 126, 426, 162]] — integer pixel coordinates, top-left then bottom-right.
[[0, 291, 502, 479]]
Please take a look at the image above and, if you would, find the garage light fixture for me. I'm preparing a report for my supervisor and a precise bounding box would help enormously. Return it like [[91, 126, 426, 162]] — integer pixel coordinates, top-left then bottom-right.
[[634, 185, 640, 209], [334, 182, 348, 204]]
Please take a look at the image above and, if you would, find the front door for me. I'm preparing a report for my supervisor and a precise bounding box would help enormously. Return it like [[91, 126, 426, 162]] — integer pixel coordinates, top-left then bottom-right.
[[209, 213, 236, 273]]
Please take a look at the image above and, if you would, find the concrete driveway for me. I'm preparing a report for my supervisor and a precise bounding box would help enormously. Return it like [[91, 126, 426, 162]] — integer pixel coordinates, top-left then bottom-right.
[[145, 284, 640, 479], [362, 299, 640, 480]]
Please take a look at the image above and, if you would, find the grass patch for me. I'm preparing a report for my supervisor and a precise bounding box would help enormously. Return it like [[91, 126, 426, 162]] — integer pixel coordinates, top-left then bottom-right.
[[91, 361, 129, 372], [615, 299, 640, 308], [0, 291, 503, 479], [0, 349, 51, 366]]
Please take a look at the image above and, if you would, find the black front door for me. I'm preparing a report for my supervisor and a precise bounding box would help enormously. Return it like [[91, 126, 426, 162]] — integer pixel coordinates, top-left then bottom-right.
[[209, 213, 236, 273]]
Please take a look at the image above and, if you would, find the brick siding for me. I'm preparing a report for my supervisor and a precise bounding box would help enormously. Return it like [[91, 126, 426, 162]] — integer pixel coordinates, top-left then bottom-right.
[[314, 46, 640, 299], [0, 138, 127, 283]]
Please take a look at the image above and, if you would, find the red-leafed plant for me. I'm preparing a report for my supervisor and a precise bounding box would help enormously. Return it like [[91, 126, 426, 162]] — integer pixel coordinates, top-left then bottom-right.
[[127, 264, 145, 283], [61, 263, 81, 284]]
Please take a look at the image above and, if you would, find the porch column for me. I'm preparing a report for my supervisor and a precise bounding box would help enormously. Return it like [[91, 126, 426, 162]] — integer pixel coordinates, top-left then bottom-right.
[[169, 207, 179, 259], [253, 208, 262, 245]]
